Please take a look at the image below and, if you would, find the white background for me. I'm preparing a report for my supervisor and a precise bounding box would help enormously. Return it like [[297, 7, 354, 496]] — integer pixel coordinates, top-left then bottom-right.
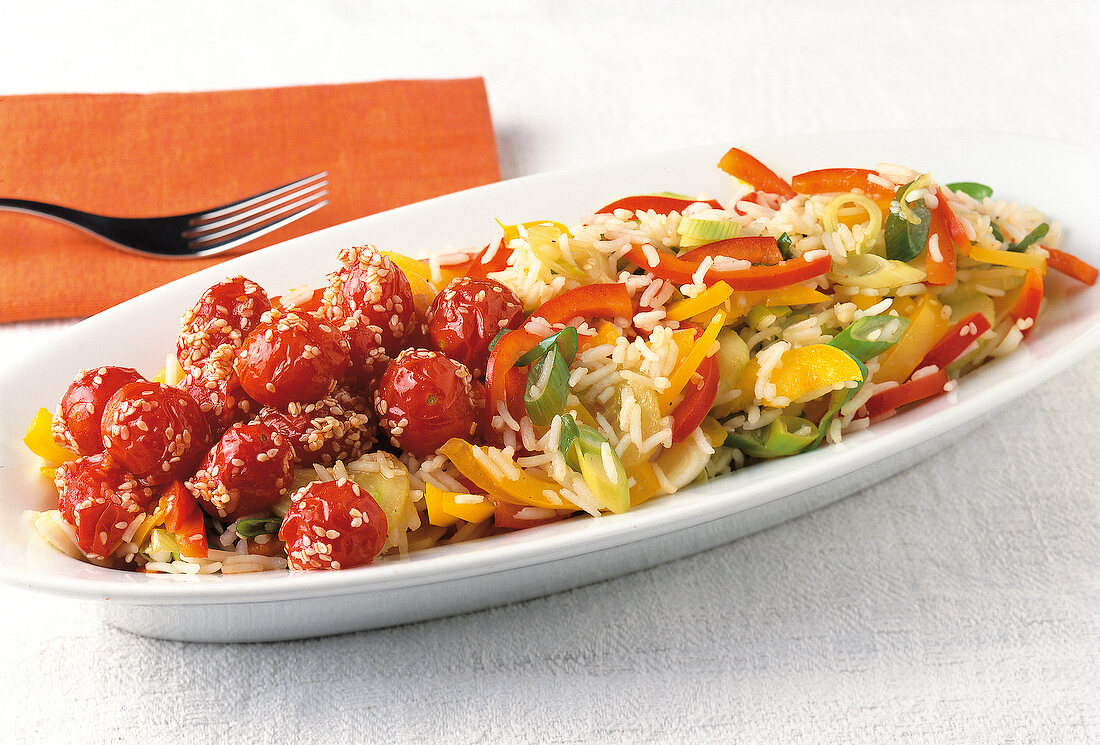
[[2, 1, 1098, 743]]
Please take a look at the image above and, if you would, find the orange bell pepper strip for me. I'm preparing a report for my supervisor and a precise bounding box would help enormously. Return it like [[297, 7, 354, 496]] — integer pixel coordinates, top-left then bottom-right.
[[160, 481, 209, 559], [678, 237, 783, 266], [924, 202, 957, 286], [717, 147, 797, 199], [1045, 247, 1098, 286], [873, 294, 950, 384], [934, 188, 973, 257], [596, 194, 723, 215], [624, 242, 831, 290], [438, 438, 580, 511]]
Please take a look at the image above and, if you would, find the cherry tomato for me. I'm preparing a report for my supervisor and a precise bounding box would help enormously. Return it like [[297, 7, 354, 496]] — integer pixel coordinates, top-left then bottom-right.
[[374, 349, 479, 458], [101, 381, 211, 485], [177, 276, 271, 368], [323, 244, 417, 383], [179, 344, 257, 438], [279, 479, 388, 570], [188, 421, 295, 520], [234, 309, 351, 408], [255, 384, 377, 467], [427, 277, 525, 378], [52, 365, 146, 455], [54, 453, 155, 559]]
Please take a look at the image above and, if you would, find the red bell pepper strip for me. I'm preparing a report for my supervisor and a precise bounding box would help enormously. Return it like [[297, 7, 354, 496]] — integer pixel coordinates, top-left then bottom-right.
[[595, 195, 723, 216], [1045, 247, 1098, 286], [791, 168, 894, 202], [624, 242, 831, 290], [464, 238, 513, 279], [531, 282, 634, 325], [863, 368, 950, 419], [1009, 268, 1044, 337], [679, 236, 783, 266], [933, 188, 973, 256], [160, 481, 209, 559], [918, 312, 991, 370], [924, 202, 957, 286], [492, 499, 565, 529], [670, 353, 719, 443], [485, 328, 540, 424], [717, 147, 796, 200]]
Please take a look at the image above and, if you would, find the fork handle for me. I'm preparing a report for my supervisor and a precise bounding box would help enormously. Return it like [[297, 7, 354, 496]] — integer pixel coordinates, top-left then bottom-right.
[[0, 198, 117, 233]]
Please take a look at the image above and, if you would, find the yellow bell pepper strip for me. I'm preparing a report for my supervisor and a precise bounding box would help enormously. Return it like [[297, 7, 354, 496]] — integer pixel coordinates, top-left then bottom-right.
[[763, 344, 865, 407], [966, 243, 1046, 270], [873, 294, 950, 384], [438, 438, 581, 512], [425, 483, 495, 525], [806, 353, 868, 449], [692, 285, 828, 324], [666, 281, 735, 322], [382, 250, 432, 280], [576, 319, 623, 353], [627, 461, 662, 507], [659, 310, 726, 412], [24, 408, 77, 465], [423, 483, 459, 527]]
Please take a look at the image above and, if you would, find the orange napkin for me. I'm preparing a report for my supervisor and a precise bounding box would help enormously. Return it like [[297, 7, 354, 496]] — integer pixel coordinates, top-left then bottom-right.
[[0, 79, 500, 322]]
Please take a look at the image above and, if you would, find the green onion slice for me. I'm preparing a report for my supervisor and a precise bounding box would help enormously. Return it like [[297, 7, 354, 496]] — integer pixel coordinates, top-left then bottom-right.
[[807, 353, 868, 450], [1007, 222, 1049, 253], [776, 232, 793, 260], [524, 347, 571, 426], [678, 216, 739, 248], [946, 182, 993, 201], [885, 199, 931, 262], [557, 413, 629, 513], [487, 328, 510, 355], [827, 315, 911, 362], [515, 326, 578, 367], [235, 517, 283, 538], [723, 416, 820, 459]]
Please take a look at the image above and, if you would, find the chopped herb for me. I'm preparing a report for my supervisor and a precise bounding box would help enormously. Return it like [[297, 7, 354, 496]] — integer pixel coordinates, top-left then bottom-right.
[[235, 517, 283, 538], [1006, 222, 1049, 253], [776, 232, 793, 260], [946, 181, 993, 201]]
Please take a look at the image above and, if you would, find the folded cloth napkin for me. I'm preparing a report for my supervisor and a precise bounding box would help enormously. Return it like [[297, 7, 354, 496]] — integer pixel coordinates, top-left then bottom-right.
[[0, 79, 500, 322]]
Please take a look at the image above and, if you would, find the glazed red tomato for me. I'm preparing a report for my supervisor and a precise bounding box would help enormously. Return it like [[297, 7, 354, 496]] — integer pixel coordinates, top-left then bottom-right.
[[52, 365, 146, 455], [323, 244, 416, 382], [427, 277, 525, 378], [187, 421, 295, 520], [179, 344, 257, 438], [256, 384, 376, 467], [101, 381, 211, 485], [54, 453, 156, 559], [374, 349, 479, 458], [279, 479, 388, 570], [177, 276, 271, 368], [233, 309, 351, 408]]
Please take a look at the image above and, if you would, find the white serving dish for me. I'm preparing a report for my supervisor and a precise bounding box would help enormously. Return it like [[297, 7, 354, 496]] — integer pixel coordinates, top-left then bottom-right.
[[1, 131, 1097, 642]]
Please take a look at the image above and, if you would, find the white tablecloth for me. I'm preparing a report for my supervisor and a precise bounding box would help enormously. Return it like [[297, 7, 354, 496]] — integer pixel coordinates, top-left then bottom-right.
[[3, 2, 1098, 742]]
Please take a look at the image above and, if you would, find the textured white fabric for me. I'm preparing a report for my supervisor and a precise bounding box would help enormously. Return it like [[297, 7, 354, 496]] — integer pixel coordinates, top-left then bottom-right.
[[2, 1, 1098, 743]]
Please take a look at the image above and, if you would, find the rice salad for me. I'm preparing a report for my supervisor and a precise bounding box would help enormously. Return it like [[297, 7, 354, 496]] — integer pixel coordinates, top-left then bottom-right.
[[23, 146, 1098, 575]]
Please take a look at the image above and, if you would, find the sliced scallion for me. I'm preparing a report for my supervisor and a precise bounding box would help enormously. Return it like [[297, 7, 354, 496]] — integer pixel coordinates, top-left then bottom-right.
[[557, 413, 629, 513], [723, 416, 819, 459], [677, 216, 739, 248], [524, 347, 570, 426], [827, 315, 911, 362], [884, 199, 931, 262], [235, 517, 283, 538], [515, 325, 578, 368], [1006, 222, 1049, 253], [747, 305, 791, 332], [776, 232, 793, 260], [807, 353, 868, 450], [946, 182, 993, 201], [990, 220, 1004, 243], [830, 252, 926, 289]]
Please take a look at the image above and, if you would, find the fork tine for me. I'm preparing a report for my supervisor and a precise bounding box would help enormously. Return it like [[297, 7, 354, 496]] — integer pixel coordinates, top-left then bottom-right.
[[185, 193, 329, 254], [184, 176, 328, 238], [195, 171, 328, 222]]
